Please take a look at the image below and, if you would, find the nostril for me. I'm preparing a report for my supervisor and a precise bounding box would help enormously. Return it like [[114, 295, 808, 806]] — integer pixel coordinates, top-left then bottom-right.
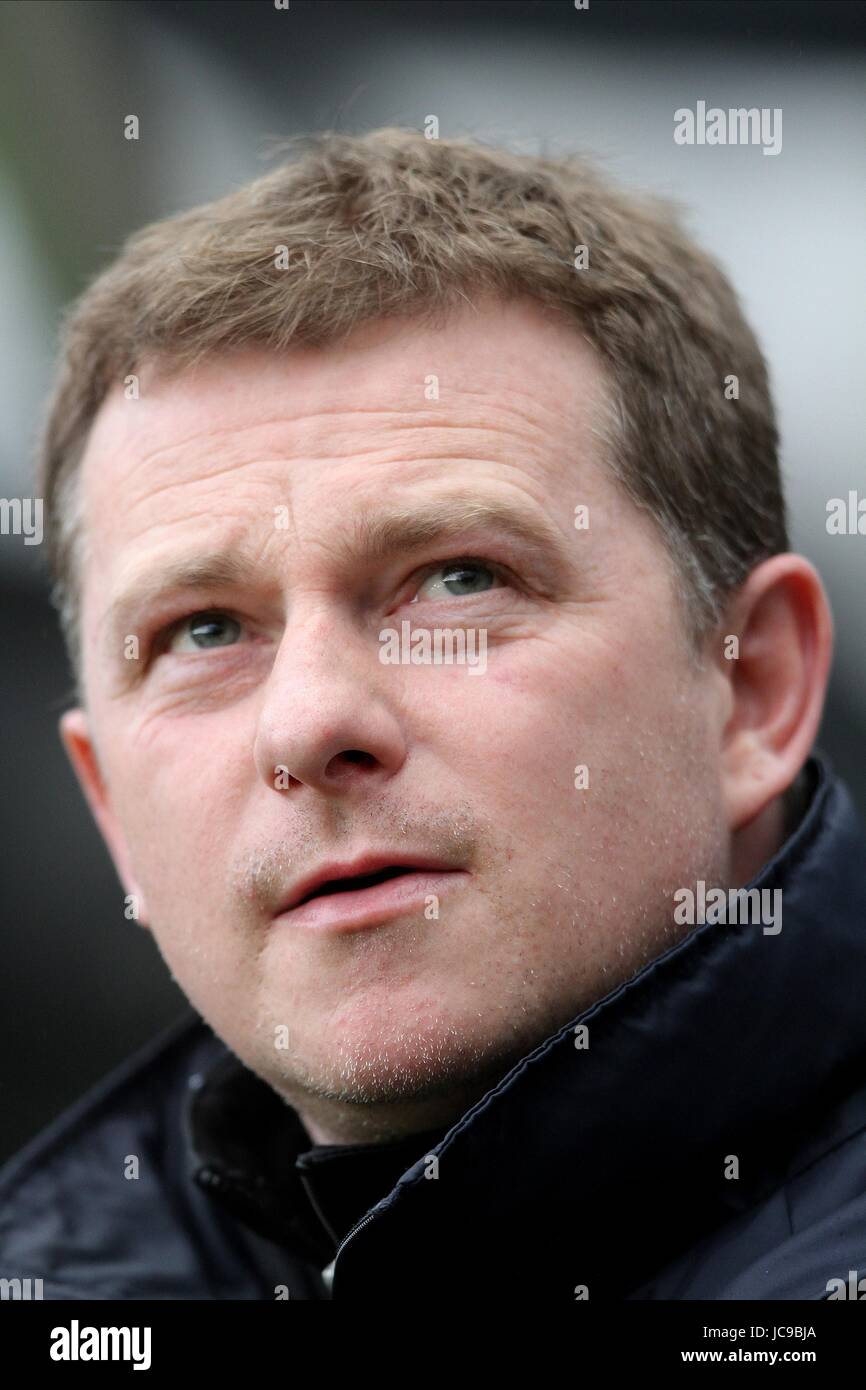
[[323, 749, 381, 783]]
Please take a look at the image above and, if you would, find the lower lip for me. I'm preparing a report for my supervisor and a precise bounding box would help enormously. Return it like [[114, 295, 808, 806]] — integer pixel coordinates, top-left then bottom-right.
[[272, 870, 468, 934]]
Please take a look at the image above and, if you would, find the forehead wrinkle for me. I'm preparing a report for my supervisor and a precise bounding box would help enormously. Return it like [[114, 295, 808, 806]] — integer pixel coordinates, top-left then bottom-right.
[[87, 360, 591, 522], [95, 402, 477, 475], [95, 368, 579, 469]]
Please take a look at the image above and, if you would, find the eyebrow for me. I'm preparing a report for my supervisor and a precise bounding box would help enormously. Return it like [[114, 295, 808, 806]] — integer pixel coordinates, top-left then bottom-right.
[[100, 493, 573, 658], [352, 494, 571, 566], [101, 551, 262, 656]]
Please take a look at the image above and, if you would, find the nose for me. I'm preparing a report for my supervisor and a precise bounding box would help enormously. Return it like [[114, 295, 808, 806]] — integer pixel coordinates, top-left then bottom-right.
[[252, 608, 408, 798]]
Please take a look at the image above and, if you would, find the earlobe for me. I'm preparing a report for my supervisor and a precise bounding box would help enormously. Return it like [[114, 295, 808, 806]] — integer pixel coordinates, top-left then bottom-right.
[[718, 554, 833, 834], [58, 708, 150, 926]]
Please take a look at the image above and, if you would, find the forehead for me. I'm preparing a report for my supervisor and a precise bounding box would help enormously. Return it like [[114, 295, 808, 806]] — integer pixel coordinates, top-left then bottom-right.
[[80, 296, 609, 499]]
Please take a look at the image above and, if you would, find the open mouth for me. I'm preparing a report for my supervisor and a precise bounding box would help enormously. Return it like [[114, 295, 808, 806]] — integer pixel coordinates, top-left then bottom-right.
[[295, 864, 419, 907], [274, 857, 468, 932]]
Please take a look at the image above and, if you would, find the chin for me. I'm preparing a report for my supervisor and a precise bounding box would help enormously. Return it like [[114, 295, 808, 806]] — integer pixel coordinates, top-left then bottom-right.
[[262, 1012, 516, 1107]]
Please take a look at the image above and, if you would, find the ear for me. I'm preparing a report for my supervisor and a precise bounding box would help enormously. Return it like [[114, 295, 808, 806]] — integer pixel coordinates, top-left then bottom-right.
[[58, 708, 150, 927], [716, 553, 833, 835]]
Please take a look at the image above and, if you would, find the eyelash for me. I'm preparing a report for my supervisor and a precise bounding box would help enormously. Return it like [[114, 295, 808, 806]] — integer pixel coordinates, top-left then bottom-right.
[[153, 555, 517, 657]]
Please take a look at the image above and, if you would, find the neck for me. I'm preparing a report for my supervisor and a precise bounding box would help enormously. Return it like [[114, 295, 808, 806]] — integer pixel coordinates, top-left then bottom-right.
[[730, 778, 805, 888]]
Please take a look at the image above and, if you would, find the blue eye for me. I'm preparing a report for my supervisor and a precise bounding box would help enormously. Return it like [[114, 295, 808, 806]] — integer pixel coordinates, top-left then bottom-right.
[[167, 611, 242, 653], [414, 562, 501, 601]]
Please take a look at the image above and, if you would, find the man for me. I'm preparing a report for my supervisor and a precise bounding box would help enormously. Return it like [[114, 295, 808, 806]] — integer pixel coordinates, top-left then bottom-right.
[[2, 127, 864, 1302]]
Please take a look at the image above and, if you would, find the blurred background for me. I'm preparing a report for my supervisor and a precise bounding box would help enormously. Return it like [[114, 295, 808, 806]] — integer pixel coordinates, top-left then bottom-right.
[[1, 0, 864, 1162]]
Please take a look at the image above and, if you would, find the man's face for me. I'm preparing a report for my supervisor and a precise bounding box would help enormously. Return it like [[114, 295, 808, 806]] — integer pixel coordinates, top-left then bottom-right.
[[65, 298, 730, 1138]]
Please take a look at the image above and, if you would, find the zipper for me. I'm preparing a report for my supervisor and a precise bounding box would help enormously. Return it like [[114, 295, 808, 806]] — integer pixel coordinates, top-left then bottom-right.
[[316, 1200, 384, 1298], [332, 1149, 446, 1284], [332, 1206, 381, 1272], [302, 1169, 390, 1292], [202, 1164, 387, 1293]]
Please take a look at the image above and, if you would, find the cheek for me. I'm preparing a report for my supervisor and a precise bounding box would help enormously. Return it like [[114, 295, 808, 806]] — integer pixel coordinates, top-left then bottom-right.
[[431, 628, 713, 854], [436, 636, 637, 781], [105, 716, 248, 910], [403, 658, 592, 863]]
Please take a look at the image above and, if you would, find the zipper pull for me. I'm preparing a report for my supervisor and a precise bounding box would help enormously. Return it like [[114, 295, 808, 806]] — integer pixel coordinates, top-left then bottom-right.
[[320, 1258, 336, 1296]]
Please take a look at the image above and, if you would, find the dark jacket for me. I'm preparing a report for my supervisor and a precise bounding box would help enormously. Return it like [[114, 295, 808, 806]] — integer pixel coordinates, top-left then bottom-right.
[[3, 749, 866, 1301]]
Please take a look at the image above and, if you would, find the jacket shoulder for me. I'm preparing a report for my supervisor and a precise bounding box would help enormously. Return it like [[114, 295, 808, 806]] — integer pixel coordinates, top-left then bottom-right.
[[719, 1109, 866, 1300], [633, 1076, 866, 1300], [0, 1011, 242, 1298]]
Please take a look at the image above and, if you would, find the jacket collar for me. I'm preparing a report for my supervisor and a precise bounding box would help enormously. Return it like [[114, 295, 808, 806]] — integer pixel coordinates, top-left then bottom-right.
[[188, 751, 866, 1296], [186, 1048, 444, 1267]]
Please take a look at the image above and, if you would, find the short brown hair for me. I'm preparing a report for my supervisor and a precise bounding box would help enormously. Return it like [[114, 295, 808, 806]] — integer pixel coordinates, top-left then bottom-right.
[[36, 126, 786, 696]]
